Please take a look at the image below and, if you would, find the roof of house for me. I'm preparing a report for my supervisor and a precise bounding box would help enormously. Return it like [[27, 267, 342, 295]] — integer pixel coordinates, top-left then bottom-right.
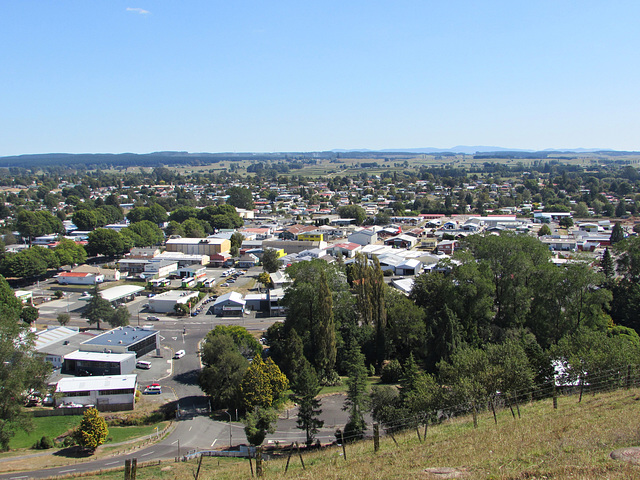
[[214, 291, 246, 306], [57, 272, 95, 278]]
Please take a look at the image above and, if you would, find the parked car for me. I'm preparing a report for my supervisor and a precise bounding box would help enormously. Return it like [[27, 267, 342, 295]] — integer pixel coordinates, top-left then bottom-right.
[[143, 385, 162, 395], [147, 316, 160, 321], [174, 350, 185, 359], [136, 360, 152, 369], [42, 394, 54, 406]]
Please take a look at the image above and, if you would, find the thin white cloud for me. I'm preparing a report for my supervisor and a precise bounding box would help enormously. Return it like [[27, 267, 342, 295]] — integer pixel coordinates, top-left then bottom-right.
[[126, 7, 150, 15]]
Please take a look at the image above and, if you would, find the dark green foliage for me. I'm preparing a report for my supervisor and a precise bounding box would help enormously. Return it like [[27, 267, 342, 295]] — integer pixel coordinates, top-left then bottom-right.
[[342, 344, 368, 442], [610, 222, 624, 244], [290, 360, 323, 446], [121, 220, 164, 247], [261, 248, 279, 273], [226, 186, 254, 210], [199, 333, 250, 410], [243, 406, 277, 446], [82, 287, 113, 330], [380, 359, 403, 384], [86, 229, 127, 257], [20, 305, 39, 325], [337, 205, 367, 225]]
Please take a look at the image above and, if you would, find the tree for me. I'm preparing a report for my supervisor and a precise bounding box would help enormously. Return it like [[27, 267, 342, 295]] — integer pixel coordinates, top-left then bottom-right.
[[243, 406, 277, 446], [108, 306, 130, 327], [610, 222, 624, 244], [15, 210, 63, 243], [230, 232, 245, 257], [537, 224, 552, 236], [615, 200, 627, 218], [205, 325, 262, 359], [20, 305, 39, 325], [86, 229, 126, 257], [257, 272, 273, 289], [173, 303, 190, 316], [290, 360, 323, 446], [342, 344, 368, 442], [121, 220, 164, 247], [82, 287, 113, 330], [57, 312, 70, 326], [199, 334, 249, 410], [198, 205, 243, 230], [165, 220, 185, 237], [261, 248, 279, 273], [226, 187, 254, 210], [601, 247, 614, 280], [0, 274, 50, 450], [182, 218, 208, 238], [337, 205, 367, 225], [314, 271, 337, 382], [74, 408, 108, 453], [72, 209, 100, 231], [558, 216, 573, 228], [54, 238, 87, 266], [240, 355, 289, 410]]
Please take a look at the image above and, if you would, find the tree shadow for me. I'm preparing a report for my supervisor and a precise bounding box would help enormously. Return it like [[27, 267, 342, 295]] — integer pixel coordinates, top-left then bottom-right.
[[52, 446, 94, 458], [173, 369, 200, 386]]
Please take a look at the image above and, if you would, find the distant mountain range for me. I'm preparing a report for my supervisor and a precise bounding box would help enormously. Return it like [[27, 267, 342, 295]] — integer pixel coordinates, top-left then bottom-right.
[[331, 146, 609, 154]]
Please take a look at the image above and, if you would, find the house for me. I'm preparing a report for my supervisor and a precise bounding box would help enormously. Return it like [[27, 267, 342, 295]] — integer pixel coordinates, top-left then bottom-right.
[[384, 234, 417, 249], [55, 374, 138, 411], [72, 265, 121, 282], [210, 252, 233, 268], [236, 253, 259, 268], [269, 271, 292, 289], [213, 291, 246, 316], [56, 272, 104, 285], [327, 242, 362, 258], [437, 240, 458, 255]]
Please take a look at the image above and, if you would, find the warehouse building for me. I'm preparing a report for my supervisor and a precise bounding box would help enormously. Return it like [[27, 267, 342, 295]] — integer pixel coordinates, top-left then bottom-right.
[[165, 237, 230, 256], [148, 290, 199, 313], [63, 350, 137, 376]]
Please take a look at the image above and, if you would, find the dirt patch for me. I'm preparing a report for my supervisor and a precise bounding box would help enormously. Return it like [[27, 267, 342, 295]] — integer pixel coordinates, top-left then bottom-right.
[[610, 446, 640, 465], [422, 467, 467, 479]]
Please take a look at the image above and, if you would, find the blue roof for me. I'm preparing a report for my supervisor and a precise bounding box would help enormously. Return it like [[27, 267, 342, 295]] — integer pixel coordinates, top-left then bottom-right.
[[83, 326, 157, 347]]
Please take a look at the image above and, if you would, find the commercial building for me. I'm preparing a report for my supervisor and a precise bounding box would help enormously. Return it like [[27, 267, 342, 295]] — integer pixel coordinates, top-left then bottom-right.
[[148, 290, 199, 313], [213, 291, 246, 316], [165, 237, 230, 256], [80, 325, 159, 358], [35, 326, 96, 369], [98, 285, 145, 305], [55, 374, 138, 411], [63, 350, 137, 376]]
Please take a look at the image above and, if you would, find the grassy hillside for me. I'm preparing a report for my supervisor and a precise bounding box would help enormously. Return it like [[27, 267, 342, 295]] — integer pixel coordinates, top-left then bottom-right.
[[71, 387, 640, 480]]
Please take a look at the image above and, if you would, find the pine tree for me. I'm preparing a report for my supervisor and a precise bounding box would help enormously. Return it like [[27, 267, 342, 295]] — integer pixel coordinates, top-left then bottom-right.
[[611, 222, 624, 244], [601, 247, 615, 279], [343, 343, 368, 442], [82, 286, 113, 330], [314, 271, 336, 383], [291, 360, 324, 446]]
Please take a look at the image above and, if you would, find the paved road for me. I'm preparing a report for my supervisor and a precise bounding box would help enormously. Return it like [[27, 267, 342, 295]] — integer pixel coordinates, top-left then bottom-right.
[[1, 278, 359, 479]]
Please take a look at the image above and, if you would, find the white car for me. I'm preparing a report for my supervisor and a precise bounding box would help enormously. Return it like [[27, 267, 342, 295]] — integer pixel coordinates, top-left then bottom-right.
[[174, 350, 185, 359]]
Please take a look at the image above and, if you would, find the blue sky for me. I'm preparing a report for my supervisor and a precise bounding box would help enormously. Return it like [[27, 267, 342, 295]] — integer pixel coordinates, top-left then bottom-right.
[[2, 1, 640, 155]]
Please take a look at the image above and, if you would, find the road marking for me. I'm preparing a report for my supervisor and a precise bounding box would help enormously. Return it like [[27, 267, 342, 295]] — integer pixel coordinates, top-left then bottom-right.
[[172, 336, 177, 341], [159, 335, 165, 341], [10, 476, 29, 479], [171, 440, 179, 445], [58, 469, 76, 474], [210, 439, 217, 447], [189, 426, 192, 431], [105, 461, 119, 465], [140, 451, 154, 457]]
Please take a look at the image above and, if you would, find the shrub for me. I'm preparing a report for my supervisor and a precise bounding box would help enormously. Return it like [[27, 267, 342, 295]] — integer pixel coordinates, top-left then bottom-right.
[[380, 359, 403, 384]]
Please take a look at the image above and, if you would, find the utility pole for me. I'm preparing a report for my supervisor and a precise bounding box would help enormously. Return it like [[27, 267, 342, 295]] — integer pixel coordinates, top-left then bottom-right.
[[225, 410, 232, 448]]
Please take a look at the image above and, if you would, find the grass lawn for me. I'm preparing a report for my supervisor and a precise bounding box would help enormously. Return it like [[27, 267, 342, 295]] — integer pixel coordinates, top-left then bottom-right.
[[319, 376, 383, 396], [105, 421, 169, 444], [9, 416, 81, 449]]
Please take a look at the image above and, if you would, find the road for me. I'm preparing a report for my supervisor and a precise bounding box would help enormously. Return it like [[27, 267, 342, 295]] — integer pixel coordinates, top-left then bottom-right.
[[1, 270, 356, 479]]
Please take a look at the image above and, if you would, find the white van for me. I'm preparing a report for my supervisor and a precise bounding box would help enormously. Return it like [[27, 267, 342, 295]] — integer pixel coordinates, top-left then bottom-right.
[[136, 360, 152, 369]]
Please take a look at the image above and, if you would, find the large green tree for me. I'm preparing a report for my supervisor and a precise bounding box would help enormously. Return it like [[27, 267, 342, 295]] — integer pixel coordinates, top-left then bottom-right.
[[74, 408, 108, 453], [0, 275, 50, 450], [226, 187, 254, 210], [342, 343, 368, 442], [82, 288, 114, 330], [86, 228, 127, 257], [291, 360, 324, 446]]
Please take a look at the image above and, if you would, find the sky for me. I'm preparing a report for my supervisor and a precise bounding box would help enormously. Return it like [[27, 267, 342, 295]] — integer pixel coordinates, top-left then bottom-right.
[[2, 1, 640, 156]]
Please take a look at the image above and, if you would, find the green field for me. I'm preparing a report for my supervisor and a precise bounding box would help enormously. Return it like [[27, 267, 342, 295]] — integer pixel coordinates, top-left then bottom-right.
[[7, 416, 169, 451]]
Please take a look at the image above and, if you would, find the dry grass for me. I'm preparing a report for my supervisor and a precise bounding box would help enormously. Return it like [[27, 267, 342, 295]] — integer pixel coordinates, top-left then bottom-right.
[[55, 387, 640, 480]]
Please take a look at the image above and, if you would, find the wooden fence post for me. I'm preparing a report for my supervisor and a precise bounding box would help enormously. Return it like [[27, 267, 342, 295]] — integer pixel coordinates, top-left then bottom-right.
[[124, 459, 131, 480], [373, 423, 380, 452], [296, 442, 305, 470], [131, 458, 137, 480], [553, 382, 558, 410], [285, 443, 294, 473], [340, 430, 347, 461], [256, 445, 263, 477]]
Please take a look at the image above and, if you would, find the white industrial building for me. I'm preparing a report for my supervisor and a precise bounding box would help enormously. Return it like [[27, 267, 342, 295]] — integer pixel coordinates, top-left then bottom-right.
[[56, 272, 104, 285], [63, 350, 137, 376], [55, 374, 138, 411], [148, 290, 199, 313], [213, 291, 246, 316]]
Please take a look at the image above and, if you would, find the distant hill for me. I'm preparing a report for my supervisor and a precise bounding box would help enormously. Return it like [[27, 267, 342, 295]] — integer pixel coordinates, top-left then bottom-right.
[[332, 146, 610, 154]]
